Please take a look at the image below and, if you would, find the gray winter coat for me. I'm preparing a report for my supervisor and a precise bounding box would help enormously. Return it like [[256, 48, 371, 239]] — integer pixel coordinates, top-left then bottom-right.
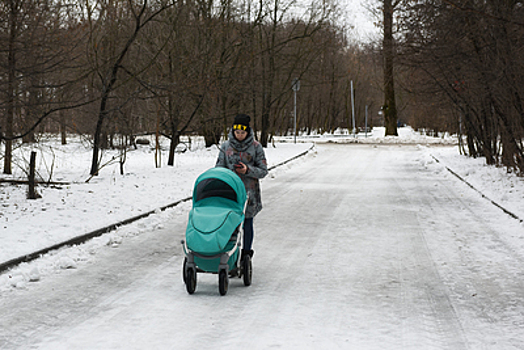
[[216, 129, 268, 218]]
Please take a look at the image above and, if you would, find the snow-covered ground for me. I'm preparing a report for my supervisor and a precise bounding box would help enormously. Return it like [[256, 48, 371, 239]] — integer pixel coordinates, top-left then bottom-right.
[[1, 126, 524, 349], [0, 127, 522, 290], [0, 135, 313, 267]]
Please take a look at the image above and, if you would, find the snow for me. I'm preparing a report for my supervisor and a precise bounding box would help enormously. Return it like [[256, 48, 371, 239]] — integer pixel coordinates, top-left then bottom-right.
[[1, 126, 523, 349], [0, 134, 314, 285], [1, 126, 522, 284]]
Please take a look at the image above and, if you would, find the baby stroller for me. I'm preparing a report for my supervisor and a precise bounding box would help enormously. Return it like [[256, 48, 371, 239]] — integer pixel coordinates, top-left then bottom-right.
[[181, 167, 252, 295]]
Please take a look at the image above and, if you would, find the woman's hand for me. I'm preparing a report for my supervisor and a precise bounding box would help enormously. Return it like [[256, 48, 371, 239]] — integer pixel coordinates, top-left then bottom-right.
[[234, 162, 248, 174]]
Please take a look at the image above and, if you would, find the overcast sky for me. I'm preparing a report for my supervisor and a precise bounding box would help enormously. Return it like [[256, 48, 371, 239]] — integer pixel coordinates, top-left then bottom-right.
[[339, 0, 380, 42]]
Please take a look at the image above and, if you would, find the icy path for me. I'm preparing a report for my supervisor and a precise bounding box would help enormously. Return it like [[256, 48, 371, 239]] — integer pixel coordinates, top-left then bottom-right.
[[1, 144, 523, 349]]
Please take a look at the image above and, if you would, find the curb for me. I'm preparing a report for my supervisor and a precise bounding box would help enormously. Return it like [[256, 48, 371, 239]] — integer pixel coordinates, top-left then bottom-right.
[[267, 144, 315, 171], [0, 144, 315, 274], [0, 197, 192, 275], [430, 155, 523, 223]]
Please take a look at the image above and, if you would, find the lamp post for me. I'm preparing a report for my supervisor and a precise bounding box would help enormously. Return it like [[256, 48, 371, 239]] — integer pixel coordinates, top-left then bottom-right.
[[292, 78, 300, 143]]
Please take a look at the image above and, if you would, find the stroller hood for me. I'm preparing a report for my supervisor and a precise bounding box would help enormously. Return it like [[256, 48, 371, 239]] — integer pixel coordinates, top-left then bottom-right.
[[192, 167, 247, 209], [185, 167, 247, 254]]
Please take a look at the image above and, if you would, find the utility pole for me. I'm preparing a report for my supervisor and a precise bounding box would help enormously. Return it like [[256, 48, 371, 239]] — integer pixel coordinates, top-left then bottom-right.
[[351, 80, 356, 137], [292, 78, 300, 143]]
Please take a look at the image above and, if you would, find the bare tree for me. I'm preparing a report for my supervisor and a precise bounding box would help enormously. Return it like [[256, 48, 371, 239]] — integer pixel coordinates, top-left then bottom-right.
[[84, 0, 175, 176], [252, 0, 336, 146], [0, 0, 85, 174], [395, 0, 524, 173]]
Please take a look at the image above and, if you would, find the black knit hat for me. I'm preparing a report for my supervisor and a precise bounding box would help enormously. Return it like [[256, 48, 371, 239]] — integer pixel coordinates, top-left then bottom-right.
[[232, 114, 251, 132]]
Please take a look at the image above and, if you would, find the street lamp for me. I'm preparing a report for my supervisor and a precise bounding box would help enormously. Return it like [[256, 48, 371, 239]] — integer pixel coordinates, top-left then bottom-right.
[[292, 78, 300, 143]]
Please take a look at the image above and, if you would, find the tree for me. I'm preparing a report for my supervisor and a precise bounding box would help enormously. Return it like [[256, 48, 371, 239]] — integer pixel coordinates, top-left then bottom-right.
[[85, 0, 175, 176], [395, 0, 524, 173], [254, 0, 335, 146], [1, 0, 84, 174], [382, 0, 398, 136]]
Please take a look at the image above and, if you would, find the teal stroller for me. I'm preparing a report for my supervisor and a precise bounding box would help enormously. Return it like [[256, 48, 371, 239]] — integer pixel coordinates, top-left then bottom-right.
[[182, 167, 252, 295]]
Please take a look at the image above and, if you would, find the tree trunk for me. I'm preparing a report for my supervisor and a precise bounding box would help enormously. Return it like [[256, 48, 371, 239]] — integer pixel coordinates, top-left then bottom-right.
[[23, 85, 37, 144], [168, 131, 180, 166], [383, 0, 398, 136], [90, 110, 105, 176], [167, 97, 179, 167], [260, 112, 270, 147], [59, 109, 67, 145], [4, 0, 16, 175]]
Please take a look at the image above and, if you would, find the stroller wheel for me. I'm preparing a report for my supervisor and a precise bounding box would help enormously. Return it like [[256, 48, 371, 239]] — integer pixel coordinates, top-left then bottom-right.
[[242, 256, 252, 287], [219, 270, 229, 296], [186, 267, 197, 294], [182, 258, 187, 284]]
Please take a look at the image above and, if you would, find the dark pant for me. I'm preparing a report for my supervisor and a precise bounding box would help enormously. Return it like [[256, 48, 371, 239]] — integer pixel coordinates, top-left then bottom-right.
[[243, 217, 254, 250]]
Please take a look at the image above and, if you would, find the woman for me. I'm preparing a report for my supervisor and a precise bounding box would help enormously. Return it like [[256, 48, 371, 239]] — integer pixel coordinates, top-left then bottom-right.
[[216, 114, 268, 259]]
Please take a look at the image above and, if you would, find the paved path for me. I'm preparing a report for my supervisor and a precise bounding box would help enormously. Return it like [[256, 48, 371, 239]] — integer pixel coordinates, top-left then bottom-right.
[[1, 144, 523, 349]]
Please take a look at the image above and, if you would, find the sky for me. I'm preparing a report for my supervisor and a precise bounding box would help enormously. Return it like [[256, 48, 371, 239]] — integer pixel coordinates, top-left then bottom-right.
[[1, 127, 523, 349], [295, 0, 380, 42], [339, 0, 380, 41]]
